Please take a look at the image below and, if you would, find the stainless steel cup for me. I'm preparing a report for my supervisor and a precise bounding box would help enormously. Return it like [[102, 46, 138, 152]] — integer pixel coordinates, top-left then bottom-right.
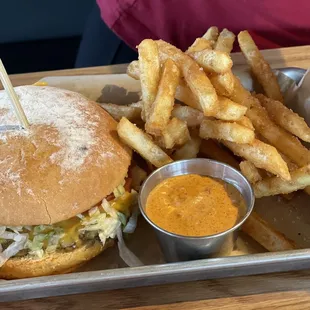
[[139, 158, 255, 262]]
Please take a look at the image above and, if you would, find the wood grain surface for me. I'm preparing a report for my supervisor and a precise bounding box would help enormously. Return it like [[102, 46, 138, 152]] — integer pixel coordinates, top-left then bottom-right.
[[2, 45, 310, 309], [7, 45, 310, 87], [3, 270, 310, 309]]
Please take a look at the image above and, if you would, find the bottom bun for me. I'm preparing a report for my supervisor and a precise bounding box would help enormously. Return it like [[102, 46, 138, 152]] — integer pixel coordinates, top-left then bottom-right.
[[0, 239, 114, 279]]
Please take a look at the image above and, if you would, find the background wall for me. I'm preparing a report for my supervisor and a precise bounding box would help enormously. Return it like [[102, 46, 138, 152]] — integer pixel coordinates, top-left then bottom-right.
[[0, 0, 94, 74]]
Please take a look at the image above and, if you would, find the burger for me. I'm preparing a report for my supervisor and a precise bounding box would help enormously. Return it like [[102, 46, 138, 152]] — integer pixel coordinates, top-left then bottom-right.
[[0, 85, 136, 279]]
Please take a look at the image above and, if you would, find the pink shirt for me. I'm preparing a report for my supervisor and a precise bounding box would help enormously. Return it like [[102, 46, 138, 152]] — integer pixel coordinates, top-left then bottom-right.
[[97, 0, 310, 51]]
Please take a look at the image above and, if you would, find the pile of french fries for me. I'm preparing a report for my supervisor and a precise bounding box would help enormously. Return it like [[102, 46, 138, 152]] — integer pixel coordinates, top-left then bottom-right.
[[100, 27, 310, 254]]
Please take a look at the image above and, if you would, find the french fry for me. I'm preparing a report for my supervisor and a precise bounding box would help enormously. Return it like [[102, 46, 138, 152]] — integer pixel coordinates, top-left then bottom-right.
[[199, 139, 240, 169], [145, 59, 180, 136], [237, 116, 254, 130], [256, 94, 310, 143], [127, 57, 245, 122], [224, 139, 291, 180], [175, 79, 200, 109], [214, 28, 236, 54], [100, 102, 142, 122], [188, 49, 233, 74], [127, 60, 140, 79], [238, 31, 283, 102], [138, 39, 161, 119], [209, 71, 235, 97], [117, 117, 173, 168], [229, 75, 256, 108], [216, 96, 247, 121], [181, 61, 219, 116], [279, 152, 299, 172], [161, 117, 190, 149], [173, 135, 202, 160], [156, 40, 219, 117], [241, 212, 297, 252], [202, 26, 219, 47], [131, 165, 147, 191], [246, 98, 310, 167], [200, 119, 255, 144], [171, 105, 204, 127], [254, 165, 310, 198], [186, 38, 212, 54], [239, 161, 262, 184]]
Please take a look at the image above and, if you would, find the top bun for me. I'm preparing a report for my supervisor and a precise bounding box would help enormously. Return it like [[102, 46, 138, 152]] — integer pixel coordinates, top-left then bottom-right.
[[0, 86, 131, 226]]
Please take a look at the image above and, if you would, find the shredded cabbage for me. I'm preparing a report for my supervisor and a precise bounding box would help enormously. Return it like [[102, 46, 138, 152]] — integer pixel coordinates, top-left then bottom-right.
[[0, 184, 138, 266], [0, 232, 27, 266]]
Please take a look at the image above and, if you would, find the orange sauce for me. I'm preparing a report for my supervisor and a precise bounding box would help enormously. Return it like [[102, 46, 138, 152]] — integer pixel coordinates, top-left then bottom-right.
[[145, 174, 245, 237]]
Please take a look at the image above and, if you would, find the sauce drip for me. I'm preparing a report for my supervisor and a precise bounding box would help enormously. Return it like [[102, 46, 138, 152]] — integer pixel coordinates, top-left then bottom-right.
[[145, 174, 245, 237]]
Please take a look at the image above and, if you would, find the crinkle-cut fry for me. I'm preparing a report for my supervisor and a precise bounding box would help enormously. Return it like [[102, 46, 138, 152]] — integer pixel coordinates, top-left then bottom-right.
[[186, 38, 212, 54], [238, 31, 283, 102], [241, 212, 297, 252], [214, 28, 236, 54], [100, 102, 142, 122], [156, 40, 219, 117], [172, 104, 204, 127], [202, 26, 219, 48], [117, 117, 173, 168], [161, 117, 190, 149], [239, 161, 262, 184], [246, 98, 310, 167], [188, 49, 233, 74], [224, 139, 291, 181], [145, 59, 180, 136], [200, 119, 255, 144], [199, 139, 240, 169], [215, 96, 247, 121], [138, 39, 161, 119], [237, 116, 254, 130], [254, 165, 310, 198], [256, 93, 310, 143], [127, 60, 140, 79], [209, 71, 235, 97], [173, 134, 202, 160]]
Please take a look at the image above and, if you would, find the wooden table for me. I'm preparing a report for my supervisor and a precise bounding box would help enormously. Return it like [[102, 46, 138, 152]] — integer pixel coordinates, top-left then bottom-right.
[[3, 45, 310, 309]]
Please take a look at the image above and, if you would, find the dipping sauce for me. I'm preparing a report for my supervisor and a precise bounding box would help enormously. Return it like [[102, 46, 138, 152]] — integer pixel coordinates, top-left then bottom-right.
[[145, 174, 245, 237]]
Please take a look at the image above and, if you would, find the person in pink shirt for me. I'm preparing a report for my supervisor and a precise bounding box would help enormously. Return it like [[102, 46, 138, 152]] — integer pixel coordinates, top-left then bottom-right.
[[76, 0, 310, 67]]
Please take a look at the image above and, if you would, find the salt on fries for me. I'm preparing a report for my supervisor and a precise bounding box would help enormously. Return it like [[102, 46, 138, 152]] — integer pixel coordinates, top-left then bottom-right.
[[117, 117, 172, 168], [202, 26, 219, 48], [238, 30, 283, 102], [137, 39, 161, 119], [254, 165, 310, 198], [199, 119, 255, 144], [115, 27, 310, 253], [224, 139, 290, 180], [214, 28, 236, 54], [145, 59, 180, 136], [256, 94, 310, 143]]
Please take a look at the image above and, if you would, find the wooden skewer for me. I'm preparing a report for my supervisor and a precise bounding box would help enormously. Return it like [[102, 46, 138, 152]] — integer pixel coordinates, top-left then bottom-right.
[[0, 59, 30, 129]]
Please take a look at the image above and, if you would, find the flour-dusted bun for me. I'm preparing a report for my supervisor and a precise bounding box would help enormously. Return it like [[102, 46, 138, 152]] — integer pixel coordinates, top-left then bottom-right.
[[0, 86, 132, 225], [0, 239, 114, 279]]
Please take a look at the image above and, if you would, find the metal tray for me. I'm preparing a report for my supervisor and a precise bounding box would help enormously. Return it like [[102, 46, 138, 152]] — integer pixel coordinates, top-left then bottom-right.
[[1, 67, 309, 302]]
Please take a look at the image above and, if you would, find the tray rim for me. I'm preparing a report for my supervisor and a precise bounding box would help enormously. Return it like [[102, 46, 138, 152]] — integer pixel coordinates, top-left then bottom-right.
[[0, 67, 309, 302]]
